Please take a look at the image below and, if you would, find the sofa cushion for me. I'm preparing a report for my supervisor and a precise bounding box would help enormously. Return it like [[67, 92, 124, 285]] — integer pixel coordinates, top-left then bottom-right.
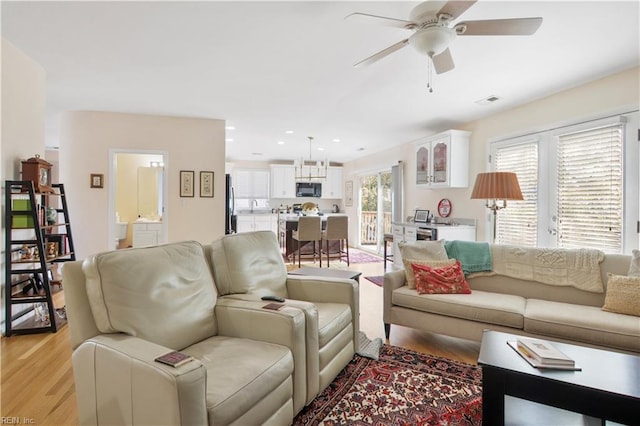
[[210, 231, 288, 297], [525, 299, 640, 352], [413, 261, 471, 295], [392, 287, 525, 328], [628, 249, 640, 277], [398, 240, 448, 262], [602, 274, 640, 316], [181, 335, 293, 425], [83, 241, 217, 350], [403, 258, 456, 289]]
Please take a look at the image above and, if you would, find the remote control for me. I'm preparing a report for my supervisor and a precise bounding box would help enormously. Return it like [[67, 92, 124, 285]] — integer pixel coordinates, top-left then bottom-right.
[[261, 295, 285, 303]]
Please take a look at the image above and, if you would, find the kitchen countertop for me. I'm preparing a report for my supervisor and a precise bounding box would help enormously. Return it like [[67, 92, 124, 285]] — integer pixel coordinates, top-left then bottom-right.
[[392, 217, 476, 228], [281, 213, 347, 221]]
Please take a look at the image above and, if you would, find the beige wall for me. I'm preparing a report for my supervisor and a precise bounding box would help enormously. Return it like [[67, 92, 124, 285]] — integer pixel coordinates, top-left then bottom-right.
[[344, 66, 640, 244], [1, 39, 47, 330], [59, 111, 225, 258]]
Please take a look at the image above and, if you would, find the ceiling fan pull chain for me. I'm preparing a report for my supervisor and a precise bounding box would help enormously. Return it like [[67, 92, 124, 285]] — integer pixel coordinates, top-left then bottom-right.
[[427, 58, 433, 93]]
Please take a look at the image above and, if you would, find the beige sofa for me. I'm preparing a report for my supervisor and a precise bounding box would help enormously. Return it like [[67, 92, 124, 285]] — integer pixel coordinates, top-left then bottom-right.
[[384, 243, 640, 353], [64, 236, 359, 425]]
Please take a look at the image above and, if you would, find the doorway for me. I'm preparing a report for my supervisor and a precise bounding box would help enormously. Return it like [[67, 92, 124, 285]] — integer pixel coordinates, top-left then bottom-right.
[[358, 170, 392, 254], [109, 149, 168, 250]]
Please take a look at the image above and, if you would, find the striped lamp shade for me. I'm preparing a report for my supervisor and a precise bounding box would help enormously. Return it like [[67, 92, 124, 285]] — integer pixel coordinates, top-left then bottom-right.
[[470, 172, 523, 201]]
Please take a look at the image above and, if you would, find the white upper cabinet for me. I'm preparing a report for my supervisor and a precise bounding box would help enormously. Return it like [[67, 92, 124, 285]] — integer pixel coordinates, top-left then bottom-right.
[[415, 130, 471, 188], [322, 167, 343, 199], [270, 165, 296, 198], [234, 169, 270, 198]]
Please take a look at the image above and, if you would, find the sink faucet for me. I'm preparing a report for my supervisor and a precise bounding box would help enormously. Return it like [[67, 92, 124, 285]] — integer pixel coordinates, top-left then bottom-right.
[[251, 199, 258, 213]]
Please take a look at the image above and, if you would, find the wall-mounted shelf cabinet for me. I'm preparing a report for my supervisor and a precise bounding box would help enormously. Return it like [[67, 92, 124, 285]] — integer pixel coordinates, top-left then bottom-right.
[[270, 165, 296, 198], [4, 181, 76, 336], [415, 130, 471, 188]]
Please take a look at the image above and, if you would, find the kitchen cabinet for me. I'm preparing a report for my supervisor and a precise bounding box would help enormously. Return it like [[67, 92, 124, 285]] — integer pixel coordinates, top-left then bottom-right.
[[321, 167, 343, 199], [236, 214, 278, 234], [132, 222, 163, 247], [233, 169, 270, 199], [415, 130, 470, 188], [270, 165, 296, 198]]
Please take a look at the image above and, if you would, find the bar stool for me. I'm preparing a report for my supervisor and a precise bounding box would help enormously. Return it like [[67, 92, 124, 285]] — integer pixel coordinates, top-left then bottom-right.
[[322, 216, 349, 267], [383, 233, 393, 271], [292, 216, 322, 267]]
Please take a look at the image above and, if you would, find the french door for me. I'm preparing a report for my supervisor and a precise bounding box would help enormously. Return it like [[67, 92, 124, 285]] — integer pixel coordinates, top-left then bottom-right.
[[358, 171, 392, 254]]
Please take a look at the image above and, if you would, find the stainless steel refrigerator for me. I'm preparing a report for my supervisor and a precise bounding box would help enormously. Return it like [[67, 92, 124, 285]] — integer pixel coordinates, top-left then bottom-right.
[[225, 174, 236, 234]]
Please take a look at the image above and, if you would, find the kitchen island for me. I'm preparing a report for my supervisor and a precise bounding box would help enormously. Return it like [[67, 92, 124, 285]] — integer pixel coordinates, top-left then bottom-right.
[[279, 213, 347, 261]]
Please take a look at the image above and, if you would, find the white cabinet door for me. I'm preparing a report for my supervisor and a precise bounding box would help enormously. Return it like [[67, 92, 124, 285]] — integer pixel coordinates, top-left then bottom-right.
[[270, 165, 296, 198], [253, 215, 273, 232], [322, 167, 343, 199], [416, 130, 470, 188], [436, 226, 476, 241], [132, 223, 162, 247], [236, 215, 254, 233]]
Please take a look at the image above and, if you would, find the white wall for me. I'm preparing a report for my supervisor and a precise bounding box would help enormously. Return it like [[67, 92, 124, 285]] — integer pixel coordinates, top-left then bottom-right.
[[59, 111, 225, 258], [344, 66, 640, 244], [1, 38, 47, 331]]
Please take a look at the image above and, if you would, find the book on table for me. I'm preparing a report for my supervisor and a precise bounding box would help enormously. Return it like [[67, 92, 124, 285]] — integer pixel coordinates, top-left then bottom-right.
[[507, 340, 581, 371], [517, 338, 574, 365], [154, 351, 194, 368]]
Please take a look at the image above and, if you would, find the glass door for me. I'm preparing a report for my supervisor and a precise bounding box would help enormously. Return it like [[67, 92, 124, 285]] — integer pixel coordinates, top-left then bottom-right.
[[358, 170, 392, 254]]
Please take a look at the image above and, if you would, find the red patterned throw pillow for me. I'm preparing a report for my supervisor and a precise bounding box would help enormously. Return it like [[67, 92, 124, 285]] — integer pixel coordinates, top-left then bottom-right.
[[412, 260, 472, 295]]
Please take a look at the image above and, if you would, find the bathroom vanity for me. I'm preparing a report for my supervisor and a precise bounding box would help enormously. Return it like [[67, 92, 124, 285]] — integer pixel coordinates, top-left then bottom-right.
[[132, 221, 163, 247]]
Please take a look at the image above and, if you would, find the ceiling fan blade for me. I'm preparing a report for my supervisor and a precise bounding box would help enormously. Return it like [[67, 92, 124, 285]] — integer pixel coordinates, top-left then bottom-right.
[[432, 48, 455, 74], [345, 12, 416, 29], [437, 0, 477, 20], [457, 17, 543, 36], [354, 39, 409, 68]]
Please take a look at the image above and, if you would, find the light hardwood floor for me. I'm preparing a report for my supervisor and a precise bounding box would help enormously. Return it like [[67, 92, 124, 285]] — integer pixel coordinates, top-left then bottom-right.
[[0, 254, 480, 425]]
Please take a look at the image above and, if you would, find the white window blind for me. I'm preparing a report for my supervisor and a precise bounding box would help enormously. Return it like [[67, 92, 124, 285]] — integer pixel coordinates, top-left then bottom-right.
[[494, 142, 539, 246], [556, 124, 623, 253]]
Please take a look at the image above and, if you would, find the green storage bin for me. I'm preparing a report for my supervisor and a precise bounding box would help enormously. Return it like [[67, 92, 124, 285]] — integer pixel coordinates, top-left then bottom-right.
[[12, 215, 35, 228], [12, 199, 31, 211]]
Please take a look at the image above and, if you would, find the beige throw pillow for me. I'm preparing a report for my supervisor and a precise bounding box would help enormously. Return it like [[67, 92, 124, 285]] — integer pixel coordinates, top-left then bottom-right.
[[602, 273, 640, 317], [403, 258, 457, 289], [628, 249, 640, 277], [398, 240, 448, 262]]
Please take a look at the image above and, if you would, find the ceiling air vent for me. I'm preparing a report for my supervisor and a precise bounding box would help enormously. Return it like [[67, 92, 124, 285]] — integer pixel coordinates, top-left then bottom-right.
[[475, 95, 501, 105]]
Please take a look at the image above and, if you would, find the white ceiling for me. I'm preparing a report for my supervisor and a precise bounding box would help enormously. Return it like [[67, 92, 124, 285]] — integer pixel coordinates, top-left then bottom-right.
[[2, 1, 639, 163]]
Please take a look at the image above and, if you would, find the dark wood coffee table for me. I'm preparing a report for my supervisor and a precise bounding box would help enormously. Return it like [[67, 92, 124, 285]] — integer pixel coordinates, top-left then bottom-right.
[[478, 330, 640, 425], [287, 267, 361, 283]]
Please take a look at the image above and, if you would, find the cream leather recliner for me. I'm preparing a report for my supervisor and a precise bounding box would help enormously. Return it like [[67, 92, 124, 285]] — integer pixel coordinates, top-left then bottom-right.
[[64, 241, 307, 425], [209, 231, 359, 405]]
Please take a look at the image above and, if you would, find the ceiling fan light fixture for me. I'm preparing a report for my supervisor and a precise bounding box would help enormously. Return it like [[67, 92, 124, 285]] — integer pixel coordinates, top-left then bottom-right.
[[409, 26, 455, 57]]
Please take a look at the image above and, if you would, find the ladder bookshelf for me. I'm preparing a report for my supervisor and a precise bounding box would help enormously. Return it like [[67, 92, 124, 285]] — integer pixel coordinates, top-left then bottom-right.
[[4, 180, 76, 336]]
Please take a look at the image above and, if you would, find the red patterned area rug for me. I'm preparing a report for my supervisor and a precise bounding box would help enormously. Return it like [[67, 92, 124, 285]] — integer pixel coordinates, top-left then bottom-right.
[[349, 248, 383, 264], [293, 345, 482, 425], [364, 276, 384, 287]]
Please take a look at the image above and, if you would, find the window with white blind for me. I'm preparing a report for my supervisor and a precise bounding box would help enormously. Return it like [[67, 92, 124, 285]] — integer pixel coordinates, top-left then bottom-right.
[[494, 141, 539, 247], [490, 112, 639, 253], [556, 124, 623, 252]]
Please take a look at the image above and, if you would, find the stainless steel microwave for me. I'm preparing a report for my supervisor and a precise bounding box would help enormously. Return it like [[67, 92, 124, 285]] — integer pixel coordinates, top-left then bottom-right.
[[296, 182, 322, 198]]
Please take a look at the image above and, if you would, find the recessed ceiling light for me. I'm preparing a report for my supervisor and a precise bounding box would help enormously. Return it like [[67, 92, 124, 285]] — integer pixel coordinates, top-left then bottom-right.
[[285, 130, 294, 134], [225, 126, 235, 130], [277, 141, 285, 145], [357, 147, 365, 151], [333, 138, 340, 143], [226, 138, 234, 142]]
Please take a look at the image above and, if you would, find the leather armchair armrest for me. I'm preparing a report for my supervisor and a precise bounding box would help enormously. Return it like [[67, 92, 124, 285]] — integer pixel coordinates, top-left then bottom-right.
[[383, 270, 406, 321], [73, 334, 207, 426], [214, 297, 309, 412], [286, 275, 360, 353]]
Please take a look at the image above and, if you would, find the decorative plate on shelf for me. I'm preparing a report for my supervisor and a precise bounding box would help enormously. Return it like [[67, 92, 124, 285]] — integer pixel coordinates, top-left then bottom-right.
[[437, 198, 452, 217]]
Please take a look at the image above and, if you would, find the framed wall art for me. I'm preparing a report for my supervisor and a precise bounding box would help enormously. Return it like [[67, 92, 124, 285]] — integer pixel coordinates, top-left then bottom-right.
[[200, 171, 214, 197], [90, 173, 104, 188], [180, 170, 195, 197], [345, 181, 353, 207]]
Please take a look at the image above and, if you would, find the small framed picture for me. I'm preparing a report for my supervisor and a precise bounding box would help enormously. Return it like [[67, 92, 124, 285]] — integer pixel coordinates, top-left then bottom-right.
[[413, 209, 430, 223], [180, 170, 195, 197], [90, 173, 104, 188], [200, 171, 214, 197]]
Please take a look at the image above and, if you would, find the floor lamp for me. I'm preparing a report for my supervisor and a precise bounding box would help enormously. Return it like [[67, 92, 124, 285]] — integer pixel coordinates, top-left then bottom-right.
[[470, 172, 523, 242]]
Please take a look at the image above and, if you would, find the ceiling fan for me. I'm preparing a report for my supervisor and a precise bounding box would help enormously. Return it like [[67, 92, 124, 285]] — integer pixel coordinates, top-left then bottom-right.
[[346, 0, 542, 89]]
